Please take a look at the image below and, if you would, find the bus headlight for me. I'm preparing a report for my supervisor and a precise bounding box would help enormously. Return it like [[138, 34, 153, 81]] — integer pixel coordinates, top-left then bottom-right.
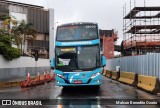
[[91, 73, 100, 79], [56, 74, 65, 79]]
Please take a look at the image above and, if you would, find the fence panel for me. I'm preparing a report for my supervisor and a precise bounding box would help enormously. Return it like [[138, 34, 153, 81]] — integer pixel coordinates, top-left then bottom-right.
[[105, 53, 160, 81]]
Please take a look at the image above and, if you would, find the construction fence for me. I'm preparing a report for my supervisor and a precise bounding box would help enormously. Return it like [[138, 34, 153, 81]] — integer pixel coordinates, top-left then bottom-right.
[[105, 53, 160, 81]]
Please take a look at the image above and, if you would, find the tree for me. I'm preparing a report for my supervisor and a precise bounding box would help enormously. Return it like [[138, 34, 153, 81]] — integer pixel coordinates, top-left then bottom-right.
[[1, 15, 17, 34], [11, 26, 23, 50], [0, 29, 20, 60], [12, 20, 37, 54], [1, 15, 37, 56]]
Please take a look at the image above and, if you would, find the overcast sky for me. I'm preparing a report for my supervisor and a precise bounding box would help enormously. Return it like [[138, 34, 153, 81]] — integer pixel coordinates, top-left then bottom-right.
[[10, 0, 160, 45]]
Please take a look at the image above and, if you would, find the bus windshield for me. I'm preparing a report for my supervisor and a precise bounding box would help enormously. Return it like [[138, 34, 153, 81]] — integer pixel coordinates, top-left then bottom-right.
[[56, 24, 98, 41], [55, 45, 100, 71]]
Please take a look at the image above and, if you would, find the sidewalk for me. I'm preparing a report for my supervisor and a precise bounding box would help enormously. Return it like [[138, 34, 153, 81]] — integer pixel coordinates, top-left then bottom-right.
[[0, 76, 36, 89]]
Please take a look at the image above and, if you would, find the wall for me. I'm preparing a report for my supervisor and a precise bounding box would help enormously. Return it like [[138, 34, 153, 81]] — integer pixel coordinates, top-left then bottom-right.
[[105, 53, 160, 81], [0, 55, 50, 81]]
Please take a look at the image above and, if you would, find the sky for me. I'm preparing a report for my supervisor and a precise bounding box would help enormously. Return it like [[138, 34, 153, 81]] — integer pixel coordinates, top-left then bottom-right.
[[10, 0, 160, 45]]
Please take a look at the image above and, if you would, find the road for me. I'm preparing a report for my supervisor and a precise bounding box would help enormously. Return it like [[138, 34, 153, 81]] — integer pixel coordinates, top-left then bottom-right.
[[0, 76, 160, 108]]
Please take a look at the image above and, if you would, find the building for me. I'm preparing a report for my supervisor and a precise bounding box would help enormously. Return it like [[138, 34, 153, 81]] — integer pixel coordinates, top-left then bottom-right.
[[0, 0, 54, 59], [99, 29, 118, 59]]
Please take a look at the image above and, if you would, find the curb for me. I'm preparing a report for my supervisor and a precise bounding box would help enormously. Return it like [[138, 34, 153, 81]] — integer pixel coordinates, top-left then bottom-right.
[[0, 76, 36, 89]]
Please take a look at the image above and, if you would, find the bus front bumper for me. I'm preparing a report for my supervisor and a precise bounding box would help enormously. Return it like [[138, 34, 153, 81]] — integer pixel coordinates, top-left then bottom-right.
[[55, 74, 102, 86]]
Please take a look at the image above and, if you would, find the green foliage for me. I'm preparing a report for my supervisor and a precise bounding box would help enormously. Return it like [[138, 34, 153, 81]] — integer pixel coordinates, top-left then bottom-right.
[[3, 45, 20, 60], [11, 20, 37, 54], [0, 29, 21, 60], [0, 18, 37, 60], [0, 42, 5, 54], [0, 34, 11, 46]]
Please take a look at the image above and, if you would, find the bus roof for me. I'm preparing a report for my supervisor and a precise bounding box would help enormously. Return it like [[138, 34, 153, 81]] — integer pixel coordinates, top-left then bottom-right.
[[58, 22, 98, 27]]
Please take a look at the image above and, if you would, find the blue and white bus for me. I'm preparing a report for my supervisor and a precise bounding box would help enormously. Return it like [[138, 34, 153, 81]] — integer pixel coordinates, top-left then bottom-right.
[[51, 22, 106, 88]]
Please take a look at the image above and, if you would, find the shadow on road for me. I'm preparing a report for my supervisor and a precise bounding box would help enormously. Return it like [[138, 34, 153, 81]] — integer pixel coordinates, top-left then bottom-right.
[[58, 86, 101, 98]]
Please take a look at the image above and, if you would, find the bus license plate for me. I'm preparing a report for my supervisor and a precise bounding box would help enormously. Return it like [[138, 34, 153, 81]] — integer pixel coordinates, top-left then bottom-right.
[[74, 80, 82, 84]]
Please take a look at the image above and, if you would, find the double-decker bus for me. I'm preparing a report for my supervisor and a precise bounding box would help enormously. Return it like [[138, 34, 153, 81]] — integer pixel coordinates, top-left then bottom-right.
[[51, 22, 106, 88]]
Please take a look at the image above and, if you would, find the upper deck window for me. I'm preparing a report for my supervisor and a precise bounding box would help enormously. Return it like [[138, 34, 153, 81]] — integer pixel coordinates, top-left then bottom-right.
[[56, 24, 98, 41]]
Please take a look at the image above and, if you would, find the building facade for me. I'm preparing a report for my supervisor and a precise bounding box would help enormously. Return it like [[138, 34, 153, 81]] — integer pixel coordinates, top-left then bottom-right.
[[99, 29, 118, 59], [0, 0, 54, 59]]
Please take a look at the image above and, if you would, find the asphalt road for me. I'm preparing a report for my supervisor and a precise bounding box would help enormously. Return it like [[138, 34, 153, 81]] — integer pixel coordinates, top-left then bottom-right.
[[0, 76, 160, 108]]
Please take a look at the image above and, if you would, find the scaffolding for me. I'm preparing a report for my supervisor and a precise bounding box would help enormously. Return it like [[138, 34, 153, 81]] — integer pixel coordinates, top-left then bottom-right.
[[123, 1, 160, 56]]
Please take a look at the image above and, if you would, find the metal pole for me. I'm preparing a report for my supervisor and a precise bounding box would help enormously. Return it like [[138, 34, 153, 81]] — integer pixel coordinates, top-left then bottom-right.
[[130, 0, 133, 55], [134, 0, 136, 7], [35, 61, 37, 75], [144, 0, 147, 54]]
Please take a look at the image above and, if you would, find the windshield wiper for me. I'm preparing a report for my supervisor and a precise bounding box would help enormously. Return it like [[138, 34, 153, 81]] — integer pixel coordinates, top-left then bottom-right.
[[96, 54, 99, 68]]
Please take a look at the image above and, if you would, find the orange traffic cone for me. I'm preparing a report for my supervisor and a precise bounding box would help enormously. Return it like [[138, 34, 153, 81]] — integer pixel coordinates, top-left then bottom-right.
[[44, 71, 46, 80], [21, 72, 31, 87], [27, 72, 31, 82], [47, 71, 51, 80], [37, 72, 40, 81]]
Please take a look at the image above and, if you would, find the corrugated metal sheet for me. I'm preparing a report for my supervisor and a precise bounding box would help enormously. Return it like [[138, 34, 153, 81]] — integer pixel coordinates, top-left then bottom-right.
[[9, 5, 27, 13], [0, 2, 9, 17], [105, 53, 160, 80], [27, 8, 49, 33]]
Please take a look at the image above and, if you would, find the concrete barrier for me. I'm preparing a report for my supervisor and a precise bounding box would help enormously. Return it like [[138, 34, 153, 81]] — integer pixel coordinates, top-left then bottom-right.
[[118, 72, 137, 85], [102, 69, 106, 76], [105, 70, 112, 78], [137, 75, 159, 94], [111, 71, 120, 80]]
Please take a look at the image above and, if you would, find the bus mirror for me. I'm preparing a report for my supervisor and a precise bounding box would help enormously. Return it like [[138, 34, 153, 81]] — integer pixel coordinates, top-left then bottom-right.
[[101, 55, 106, 67], [50, 58, 55, 69]]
